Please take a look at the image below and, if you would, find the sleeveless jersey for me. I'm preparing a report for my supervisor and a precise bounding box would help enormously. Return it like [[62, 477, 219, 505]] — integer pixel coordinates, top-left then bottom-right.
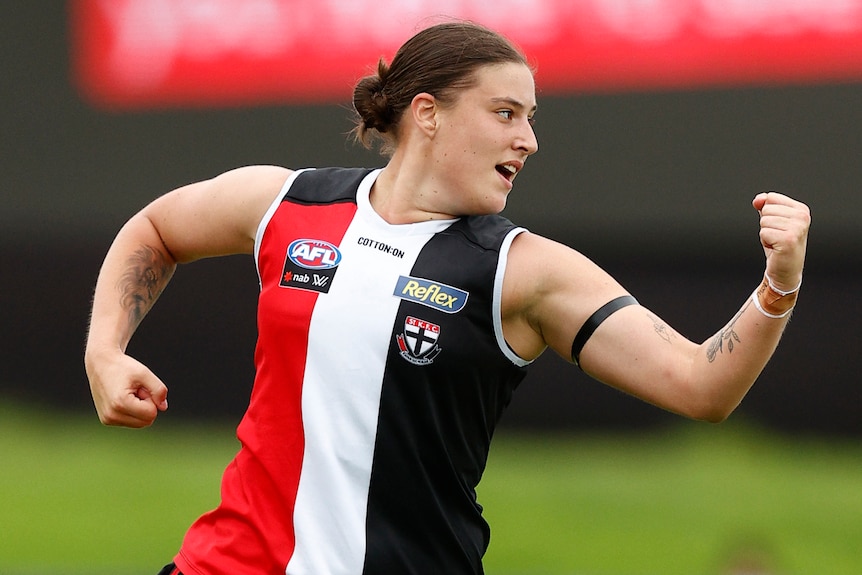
[[174, 167, 532, 575]]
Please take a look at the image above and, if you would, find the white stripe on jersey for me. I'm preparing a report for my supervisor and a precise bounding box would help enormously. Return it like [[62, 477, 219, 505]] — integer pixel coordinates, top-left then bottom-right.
[[285, 171, 457, 575]]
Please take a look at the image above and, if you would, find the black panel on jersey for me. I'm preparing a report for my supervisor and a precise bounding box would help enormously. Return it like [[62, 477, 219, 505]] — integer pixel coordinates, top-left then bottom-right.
[[284, 167, 374, 205], [363, 215, 529, 575]]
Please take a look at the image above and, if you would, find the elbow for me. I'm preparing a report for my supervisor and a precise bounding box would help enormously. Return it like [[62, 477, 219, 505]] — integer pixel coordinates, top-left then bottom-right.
[[683, 392, 741, 424], [664, 358, 748, 423], [671, 378, 741, 424], [692, 406, 733, 424]]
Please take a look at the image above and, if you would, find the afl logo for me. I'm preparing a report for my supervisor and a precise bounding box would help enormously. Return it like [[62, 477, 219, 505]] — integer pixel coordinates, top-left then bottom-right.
[[287, 239, 342, 270]]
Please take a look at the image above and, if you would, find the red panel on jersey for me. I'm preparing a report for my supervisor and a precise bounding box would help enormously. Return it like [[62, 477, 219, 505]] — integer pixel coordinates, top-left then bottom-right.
[[176, 189, 358, 574]]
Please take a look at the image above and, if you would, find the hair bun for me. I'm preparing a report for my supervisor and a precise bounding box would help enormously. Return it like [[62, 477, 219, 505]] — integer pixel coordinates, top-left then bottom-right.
[[353, 60, 394, 133]]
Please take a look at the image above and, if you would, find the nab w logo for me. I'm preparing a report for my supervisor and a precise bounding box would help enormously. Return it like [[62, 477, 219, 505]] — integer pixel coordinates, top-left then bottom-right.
[[287, 239, 342, 270]]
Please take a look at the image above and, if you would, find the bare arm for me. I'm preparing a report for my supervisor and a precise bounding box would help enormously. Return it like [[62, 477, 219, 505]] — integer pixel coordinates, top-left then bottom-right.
[[503, 192, 810, 422], [84, 165, 291, 427]]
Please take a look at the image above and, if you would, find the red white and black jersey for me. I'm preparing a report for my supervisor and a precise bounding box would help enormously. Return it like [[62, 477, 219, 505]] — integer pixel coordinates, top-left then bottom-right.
[[174, 167, 532, 575]]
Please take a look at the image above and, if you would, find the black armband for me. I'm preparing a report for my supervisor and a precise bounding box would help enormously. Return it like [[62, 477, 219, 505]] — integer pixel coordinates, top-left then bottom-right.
[[571, 295, 639, 368]]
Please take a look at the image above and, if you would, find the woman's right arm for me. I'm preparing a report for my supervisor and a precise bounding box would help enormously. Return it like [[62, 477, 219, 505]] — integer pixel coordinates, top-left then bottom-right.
[[84, 165, 291, 427]]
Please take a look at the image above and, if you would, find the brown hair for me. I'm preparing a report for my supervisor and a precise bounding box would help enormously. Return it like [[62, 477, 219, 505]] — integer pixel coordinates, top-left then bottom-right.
[[351, 21, 529, 155]]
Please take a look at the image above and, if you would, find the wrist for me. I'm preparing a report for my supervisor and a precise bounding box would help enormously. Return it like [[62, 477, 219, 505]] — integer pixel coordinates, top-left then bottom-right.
[[84, 339, 125, 371], [751, 274, 800, 319]]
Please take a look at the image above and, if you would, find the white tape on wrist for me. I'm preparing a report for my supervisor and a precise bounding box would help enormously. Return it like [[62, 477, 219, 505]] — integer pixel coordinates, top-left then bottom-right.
[[764, 274, 802, 296]]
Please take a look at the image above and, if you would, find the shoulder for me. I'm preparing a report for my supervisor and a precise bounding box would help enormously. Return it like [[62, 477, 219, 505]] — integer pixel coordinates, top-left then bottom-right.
[[443, 214, 520, 251], [502, 231, 628, 351], [507, 231, 598, 276], [506, 231, 624, 307], [210, 164, 294, 190], [286, 167, 376, 204]]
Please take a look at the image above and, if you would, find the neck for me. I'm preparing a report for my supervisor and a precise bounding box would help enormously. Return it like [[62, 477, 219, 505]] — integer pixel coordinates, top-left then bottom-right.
[[370, 157, 456, 225]]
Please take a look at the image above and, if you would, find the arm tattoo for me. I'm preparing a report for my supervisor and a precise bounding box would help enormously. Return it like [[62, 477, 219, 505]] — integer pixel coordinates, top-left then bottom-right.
[[706, 301, 749, 363], [117, 245, 173, 329], [647, 313, 676, 344]]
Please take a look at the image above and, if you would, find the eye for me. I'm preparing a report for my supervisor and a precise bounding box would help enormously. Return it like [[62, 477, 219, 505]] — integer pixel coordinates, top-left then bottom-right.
[[497, 109, 514, 120]]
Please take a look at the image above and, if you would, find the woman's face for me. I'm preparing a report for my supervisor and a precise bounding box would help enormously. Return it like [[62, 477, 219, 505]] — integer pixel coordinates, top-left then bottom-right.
[[426, 62, 538, 216]]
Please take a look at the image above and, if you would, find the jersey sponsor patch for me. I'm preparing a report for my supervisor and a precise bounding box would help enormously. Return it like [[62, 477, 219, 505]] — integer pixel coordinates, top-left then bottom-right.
[[393, 276, 468, 314], [396, 316, 442, 366], [280, 239, 341, 293]]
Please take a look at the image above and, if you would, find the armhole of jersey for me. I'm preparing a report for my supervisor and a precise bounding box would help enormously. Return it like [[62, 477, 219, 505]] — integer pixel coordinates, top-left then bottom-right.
[[253, 168, 312, 287], [493, 226, 533, 367]]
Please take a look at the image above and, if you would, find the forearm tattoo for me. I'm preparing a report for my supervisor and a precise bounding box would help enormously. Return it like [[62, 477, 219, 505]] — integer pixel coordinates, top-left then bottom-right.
[[117, 245, 173, 328], [706, 301, 749, 363]]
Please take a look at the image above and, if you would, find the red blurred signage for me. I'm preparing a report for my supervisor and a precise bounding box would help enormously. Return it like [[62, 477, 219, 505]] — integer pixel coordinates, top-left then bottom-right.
[[70, 0, 862, 110]]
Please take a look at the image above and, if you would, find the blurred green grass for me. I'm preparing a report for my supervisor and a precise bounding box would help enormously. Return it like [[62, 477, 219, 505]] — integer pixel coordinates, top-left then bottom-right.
[[1, 399, 860, 575], [480, 424, 862, 575]]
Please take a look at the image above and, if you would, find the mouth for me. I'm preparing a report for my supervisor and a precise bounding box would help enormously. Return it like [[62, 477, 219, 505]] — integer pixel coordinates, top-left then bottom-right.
[[495, 161, 522, 183]]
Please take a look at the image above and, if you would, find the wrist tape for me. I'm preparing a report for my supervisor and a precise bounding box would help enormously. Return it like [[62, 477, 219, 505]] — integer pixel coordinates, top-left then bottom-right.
[[751, 275, 801, 319]]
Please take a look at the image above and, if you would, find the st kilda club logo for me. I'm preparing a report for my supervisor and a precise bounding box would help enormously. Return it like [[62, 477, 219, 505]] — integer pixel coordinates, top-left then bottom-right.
[[396, 316, 442, 366], [280, 238, 342, 294]]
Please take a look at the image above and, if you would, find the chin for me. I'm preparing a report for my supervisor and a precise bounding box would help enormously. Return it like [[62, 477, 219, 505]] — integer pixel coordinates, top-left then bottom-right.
[[475, 194, 509, 216]]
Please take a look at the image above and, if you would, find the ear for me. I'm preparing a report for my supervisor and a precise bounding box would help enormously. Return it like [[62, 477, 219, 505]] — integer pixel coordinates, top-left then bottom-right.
[[410, 92, 438, 137]]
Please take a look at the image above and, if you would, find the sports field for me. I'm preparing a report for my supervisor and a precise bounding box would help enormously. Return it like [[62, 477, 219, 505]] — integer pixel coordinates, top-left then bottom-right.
[[1, 399, 860, 575]]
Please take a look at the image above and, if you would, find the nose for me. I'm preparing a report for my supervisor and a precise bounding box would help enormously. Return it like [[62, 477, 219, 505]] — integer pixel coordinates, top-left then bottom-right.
[[515, 120, 538, 156]]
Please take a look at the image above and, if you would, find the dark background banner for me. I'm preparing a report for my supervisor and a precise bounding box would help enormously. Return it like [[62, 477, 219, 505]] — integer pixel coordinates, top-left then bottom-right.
[[1, 2, 859, 435]]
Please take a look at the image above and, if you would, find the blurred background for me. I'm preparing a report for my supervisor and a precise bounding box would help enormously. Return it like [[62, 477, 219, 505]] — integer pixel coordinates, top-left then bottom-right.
[[1, 1, 861, 574], [2, 0, 858, 434]]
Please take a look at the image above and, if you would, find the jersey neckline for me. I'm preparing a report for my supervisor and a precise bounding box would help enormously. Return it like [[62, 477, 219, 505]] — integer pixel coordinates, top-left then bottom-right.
[[355, 169, 460, 236]]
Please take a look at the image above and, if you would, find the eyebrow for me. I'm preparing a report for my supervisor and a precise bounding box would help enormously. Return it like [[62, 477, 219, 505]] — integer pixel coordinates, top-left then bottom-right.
[[490, 97, 537, 114]]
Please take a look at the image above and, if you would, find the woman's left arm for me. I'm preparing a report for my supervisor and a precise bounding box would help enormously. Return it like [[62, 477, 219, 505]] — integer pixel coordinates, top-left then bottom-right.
[[503, 192, 810, 422]]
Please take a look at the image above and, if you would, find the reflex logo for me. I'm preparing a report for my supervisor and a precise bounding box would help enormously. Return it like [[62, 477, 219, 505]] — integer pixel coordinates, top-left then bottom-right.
[[287, 239, 342, 270], [393, 276, 468, 314], [280, 239, 341, 294]]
